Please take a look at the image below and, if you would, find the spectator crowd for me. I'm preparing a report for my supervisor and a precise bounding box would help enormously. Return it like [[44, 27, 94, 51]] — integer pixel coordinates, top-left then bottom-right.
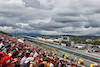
[[0, 33, 98, 67]]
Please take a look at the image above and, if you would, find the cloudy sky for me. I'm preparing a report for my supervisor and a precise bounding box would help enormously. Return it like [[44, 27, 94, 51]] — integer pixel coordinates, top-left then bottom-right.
[[0, 0, 100, 36]]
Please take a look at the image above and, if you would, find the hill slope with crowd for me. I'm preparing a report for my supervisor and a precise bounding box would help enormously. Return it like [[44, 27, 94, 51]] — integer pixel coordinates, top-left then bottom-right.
[[0, 33, 88, 67]]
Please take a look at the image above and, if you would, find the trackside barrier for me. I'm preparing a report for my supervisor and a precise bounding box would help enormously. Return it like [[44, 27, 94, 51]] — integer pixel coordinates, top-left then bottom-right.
[[26, 38, 98, 67], [32, 39, 100, 60]]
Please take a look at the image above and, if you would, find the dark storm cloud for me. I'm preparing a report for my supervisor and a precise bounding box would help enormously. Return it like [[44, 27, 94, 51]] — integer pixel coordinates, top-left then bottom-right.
[[84, 22, 100, 28], [0, 0, 51, 31], [0, 21, 22, 29], [84, 14, 100, 28], [51, 8, 87, 28], [23, 0, 40, 8], [52, 16, 85, 23], [0, 11, 23, 18], [23, 0, 53, 10], [0, 0, 100, 35], [29, 21, 67, 31], [52, 8, 80, 16], [0, 22, 13, 27], [63, 31, 81, 33]]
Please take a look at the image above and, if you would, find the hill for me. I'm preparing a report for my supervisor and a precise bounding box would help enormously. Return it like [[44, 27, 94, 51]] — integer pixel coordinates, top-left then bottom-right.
[[0, 31, 12, 36]]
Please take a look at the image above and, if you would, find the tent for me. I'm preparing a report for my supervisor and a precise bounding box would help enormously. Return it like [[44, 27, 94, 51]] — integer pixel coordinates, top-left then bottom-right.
[[18, 39, 24, 43]]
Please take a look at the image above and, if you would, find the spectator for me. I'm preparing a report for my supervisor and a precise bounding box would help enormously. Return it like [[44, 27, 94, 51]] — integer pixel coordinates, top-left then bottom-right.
[[38, 63, 46, 67], [24, 57, 34, 67], [0, 56, 17, 67], [60, 64, 66, 67], [20, 53, 30, 67], [0, 33, 82, 67], [0, 39, 3, 50], [6, 48, 11, 54], [11, 50, 19, 58], [30, 62, 37, 67], [50, 60, 54, 67], [20, 50, 26, 59]]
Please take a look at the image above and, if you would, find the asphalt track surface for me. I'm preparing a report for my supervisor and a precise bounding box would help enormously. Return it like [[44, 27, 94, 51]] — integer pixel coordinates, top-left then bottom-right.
[[27, 38, 100, 63]]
